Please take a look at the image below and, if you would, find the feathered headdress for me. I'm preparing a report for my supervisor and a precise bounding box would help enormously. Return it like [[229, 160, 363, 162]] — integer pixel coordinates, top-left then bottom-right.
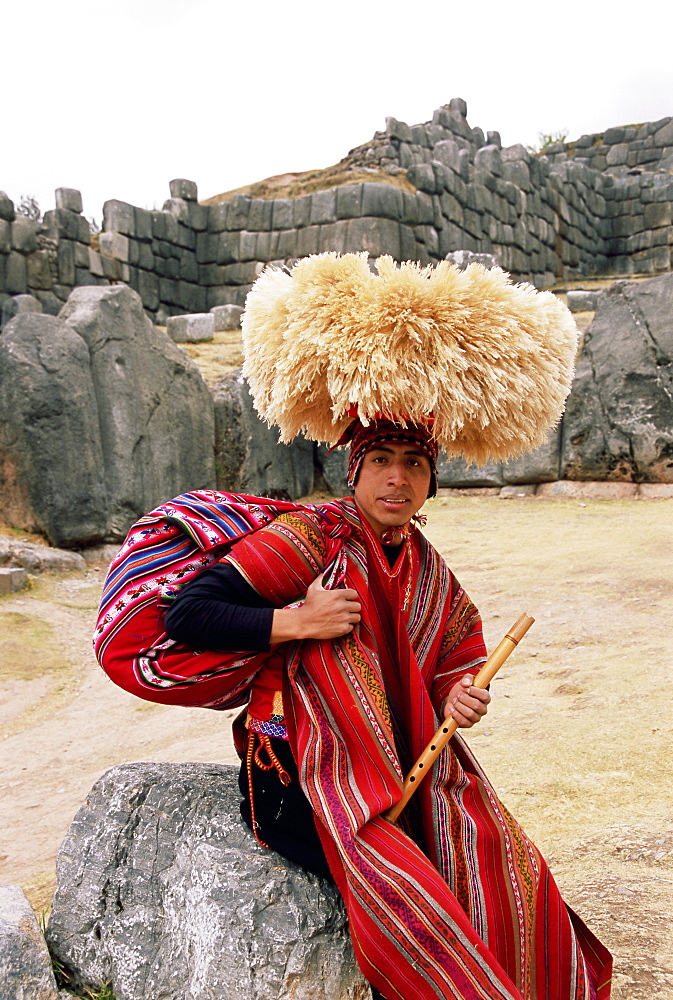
[[241, 252, 579, 464]]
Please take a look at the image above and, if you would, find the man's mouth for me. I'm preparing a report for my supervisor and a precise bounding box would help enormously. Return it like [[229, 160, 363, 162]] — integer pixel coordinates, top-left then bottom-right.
[[379, 496, 410, 507]]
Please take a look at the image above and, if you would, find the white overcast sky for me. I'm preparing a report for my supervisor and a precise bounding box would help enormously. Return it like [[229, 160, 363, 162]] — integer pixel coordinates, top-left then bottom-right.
[[5, 0, 673, 223]]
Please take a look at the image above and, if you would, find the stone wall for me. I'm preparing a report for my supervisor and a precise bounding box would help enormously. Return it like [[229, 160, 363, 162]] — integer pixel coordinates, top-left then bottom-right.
[[542, 117, 673, 176], [1, 99, 672, 325]]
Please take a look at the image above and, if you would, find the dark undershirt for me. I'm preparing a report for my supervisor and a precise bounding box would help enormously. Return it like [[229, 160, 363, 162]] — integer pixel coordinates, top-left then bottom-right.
[[163, 544, 403, 652]]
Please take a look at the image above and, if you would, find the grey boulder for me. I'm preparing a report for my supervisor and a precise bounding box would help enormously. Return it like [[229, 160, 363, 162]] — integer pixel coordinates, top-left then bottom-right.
[[213, 370, 314, 499], [1, 293, 42, 329], [211, 303, 243, 331], [561, 273, 673, 482], [0, 313, 108, 546], [166, 312, 215, 343], [60, 284, 216, 539], [46, 763, 370, 1000], [502, 426, 562, 485], [0, 884, 59, 1000], [0, 538, 86, 573], [566, 289, 599, 313], [437, 454, 504, 488]]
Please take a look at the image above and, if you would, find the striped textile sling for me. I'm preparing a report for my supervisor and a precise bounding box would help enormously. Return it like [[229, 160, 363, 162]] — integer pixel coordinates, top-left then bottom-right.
[[226, 501, 612, 1000], [96, 493, 612, 1000]]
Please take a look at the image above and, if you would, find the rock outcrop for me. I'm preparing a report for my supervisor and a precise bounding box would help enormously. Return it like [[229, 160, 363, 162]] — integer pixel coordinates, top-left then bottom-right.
[[60, 284, 216, 538], [0, 312, 109, 546], [561, 272, 673, 482], [0, 884, 59, 1000], [46, 763, 369, 1000], [0, 285, 216, 546], [0, 537, 86, 573], [213, 370, 314, 499]]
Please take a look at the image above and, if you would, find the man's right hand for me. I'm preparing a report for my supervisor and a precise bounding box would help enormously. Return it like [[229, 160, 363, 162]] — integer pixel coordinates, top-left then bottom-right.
[[270, 574, 361, 644]]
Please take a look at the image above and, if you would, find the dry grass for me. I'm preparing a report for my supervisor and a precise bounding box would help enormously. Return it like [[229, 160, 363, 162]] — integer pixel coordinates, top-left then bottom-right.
[[0, 612, 67, 681], [159, 328, 244, 388], [202, 165, 415, 204]]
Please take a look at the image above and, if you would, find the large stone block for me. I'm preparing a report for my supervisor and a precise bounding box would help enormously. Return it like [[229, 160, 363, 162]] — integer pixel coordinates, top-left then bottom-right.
[[0, 219, 10, 254], [474, 145, 502, 176], [567, 290, 599, 312], [27, 249, 53, 290], [216, 231, 241, 265], [11, 215, 37, 253], [561, 274, 673, 482], [209, 202, 230, 232], [248, 198, 273, 231], [211, 303, 243, 331], [361, 183, 403, 221], [99, 230, 130, 261], [318, 221, 349, 254], [653, 118, 673, 147], [169, 178, 198, 201], [166, 312, 215, 342], [437, 454, 504, 488], [135, 207, 153, 241], [643, 201, 672, 229], [335, 184, 363, 219], [59, 284, 215, 539], [46, 763, 368, 1000], [310, 189, 337, 225], [0, 566, 28, 593], [345, 218, 401, 259], [0, 885, 59, 1000], [407, 163, 436, 194], [56, 240, 75, 284], [5, 251, 27, 294], [432, 138, 463, 174], [55, 187, 83, 213], [1, 293, 42, 327], [214, 371, 314, 499], [293, 196, 312, 229], [295, 225, 320, 256], [0, 313, 108, 545], [103, 199, 136, 236], [502, 426, 562, 484], [193, 202, 211, 232], [163, 197, 190, 224], [271, 199, 294, 232], [0, 191, 16, 222]]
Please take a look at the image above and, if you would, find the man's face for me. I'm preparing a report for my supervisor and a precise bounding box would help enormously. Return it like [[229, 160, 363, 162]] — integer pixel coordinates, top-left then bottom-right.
[[353, 440, 432, 539]]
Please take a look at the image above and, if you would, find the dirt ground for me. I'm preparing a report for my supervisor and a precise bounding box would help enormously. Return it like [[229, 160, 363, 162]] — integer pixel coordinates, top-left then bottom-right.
[[1, 495, 671, 998]]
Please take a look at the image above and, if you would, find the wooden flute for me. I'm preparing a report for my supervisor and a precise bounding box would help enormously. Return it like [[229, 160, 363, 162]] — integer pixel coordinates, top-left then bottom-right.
[[384, 612, 535, 823]]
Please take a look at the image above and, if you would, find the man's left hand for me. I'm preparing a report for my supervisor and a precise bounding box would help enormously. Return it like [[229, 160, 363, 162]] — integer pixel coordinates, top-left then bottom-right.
[[441, 674, 490, 728]]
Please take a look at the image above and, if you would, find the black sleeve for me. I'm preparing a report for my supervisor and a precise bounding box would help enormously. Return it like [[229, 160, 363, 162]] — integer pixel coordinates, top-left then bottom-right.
[[163, 561, 275, 652]]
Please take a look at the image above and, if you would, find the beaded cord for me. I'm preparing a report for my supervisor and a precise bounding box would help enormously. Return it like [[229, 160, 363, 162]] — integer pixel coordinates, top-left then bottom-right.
[[245, 730, 292, 849]]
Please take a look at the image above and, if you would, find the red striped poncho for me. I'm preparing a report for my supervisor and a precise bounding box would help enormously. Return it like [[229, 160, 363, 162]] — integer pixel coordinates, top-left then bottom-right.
[[99, 495, 612, 1000], [225, 500, 612, 1000]]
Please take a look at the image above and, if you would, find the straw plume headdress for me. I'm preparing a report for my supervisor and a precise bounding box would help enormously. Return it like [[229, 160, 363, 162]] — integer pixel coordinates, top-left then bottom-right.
[[241, 253, 579, 465]]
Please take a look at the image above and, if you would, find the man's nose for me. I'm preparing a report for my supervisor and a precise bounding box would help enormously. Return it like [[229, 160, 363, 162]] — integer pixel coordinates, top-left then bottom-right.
[[387, 462, 408, 484]]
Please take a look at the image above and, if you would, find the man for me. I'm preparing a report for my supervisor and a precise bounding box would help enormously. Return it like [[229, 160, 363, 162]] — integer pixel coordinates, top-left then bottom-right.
[[164, 418, 611, 1000]]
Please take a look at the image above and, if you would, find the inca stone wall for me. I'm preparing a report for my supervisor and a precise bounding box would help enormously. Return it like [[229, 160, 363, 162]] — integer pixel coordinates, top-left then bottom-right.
[[1, 98, 672, 327]]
